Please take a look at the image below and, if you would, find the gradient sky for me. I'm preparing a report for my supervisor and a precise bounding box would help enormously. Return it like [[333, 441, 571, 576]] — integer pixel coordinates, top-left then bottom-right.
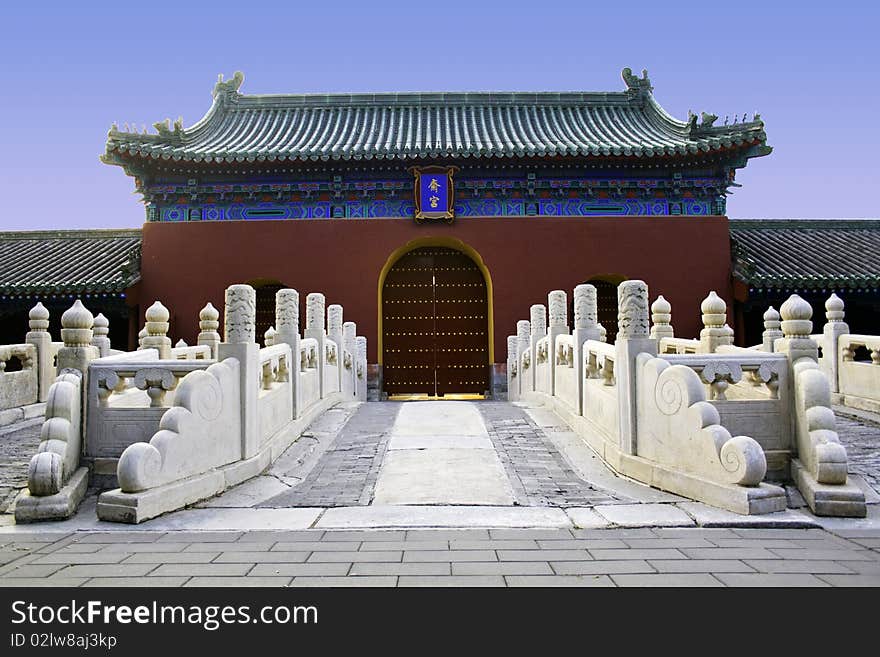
[[1, 1, 877, 231]]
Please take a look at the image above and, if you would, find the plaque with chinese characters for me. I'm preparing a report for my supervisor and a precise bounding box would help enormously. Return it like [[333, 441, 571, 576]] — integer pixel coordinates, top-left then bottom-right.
[[412, 166, 456, 223]]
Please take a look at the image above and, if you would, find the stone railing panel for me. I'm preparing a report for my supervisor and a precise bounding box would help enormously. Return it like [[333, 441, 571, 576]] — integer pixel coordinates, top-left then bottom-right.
[[838, 334, 880, 412], [258, 344, 293, 442], [0, 343, 38, 410]]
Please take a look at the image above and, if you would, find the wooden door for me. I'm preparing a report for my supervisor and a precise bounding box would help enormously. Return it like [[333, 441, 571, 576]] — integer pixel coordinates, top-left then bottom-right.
[[382, 247, 489, 396]]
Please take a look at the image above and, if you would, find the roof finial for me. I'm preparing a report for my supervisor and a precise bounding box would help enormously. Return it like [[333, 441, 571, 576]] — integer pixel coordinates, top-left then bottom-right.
[[213, 71, 245, 98], [621, 67, 652, 93]]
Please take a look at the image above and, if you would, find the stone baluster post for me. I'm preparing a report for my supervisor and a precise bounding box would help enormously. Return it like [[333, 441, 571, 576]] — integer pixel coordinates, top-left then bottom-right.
[[141, 301, 171, 359], [573, 284, 602, 413], [305, 293, 328, 398], [649, 295, 674, 342], [506, 335, 518, 401], [90, 313, 111, 358], [762, 306, 783, 352], [699, 291, 728, 354], [822, 293, 849, 394], [274, 288, 301, 418], [515, 320, 531, 400], [327, 304, 344, 392], [264, 327, 276, 347], [529, 304, 546, 394], [355, 336, 368, 401], [137, 327, 147, 349], [343, 321, 357, 397], [218, 284, 259, 458], [58, 300, 99, 440], [197, 302, 222, 359], [548, 290, 568, 396], [598, 323, 607, 343], [615, 280, 656, 455], [25, 302, 53, 402]]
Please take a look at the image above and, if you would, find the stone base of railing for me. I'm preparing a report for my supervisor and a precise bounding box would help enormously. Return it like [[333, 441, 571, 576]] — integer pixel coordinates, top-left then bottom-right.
[[14, 467, 89, 522], [526, 391, 787, 515], [835, 393, 880, 415], [0, 402, 46, 428], [791, 459, 866, 517], [96, 392, 345, 524]]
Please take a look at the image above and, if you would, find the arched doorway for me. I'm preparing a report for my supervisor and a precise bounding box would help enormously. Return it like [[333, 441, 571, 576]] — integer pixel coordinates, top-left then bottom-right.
[[381, 245, 490, 397], [581, 275, 626, 344], [247, 279, 286, 346]]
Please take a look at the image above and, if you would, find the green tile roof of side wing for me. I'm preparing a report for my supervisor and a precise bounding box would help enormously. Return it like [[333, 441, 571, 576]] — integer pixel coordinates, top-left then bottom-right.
[[0, 229, 142, 295], [101, 68, 770, 166], [730, 219, 880, 290]]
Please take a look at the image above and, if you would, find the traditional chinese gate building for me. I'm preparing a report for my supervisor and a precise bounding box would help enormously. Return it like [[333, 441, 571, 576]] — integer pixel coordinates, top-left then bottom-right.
[[95, 68, 779, 397]]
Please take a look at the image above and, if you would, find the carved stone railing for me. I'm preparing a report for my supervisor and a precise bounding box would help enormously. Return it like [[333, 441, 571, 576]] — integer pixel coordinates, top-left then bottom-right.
[[258, 344, 293, 442], [837, 334, 880, 412], [323, 340, 341, 395], [299, 338, 321, 411], [86, 358, 211, 460], [580, 340, 619, 442], [553, 334, 577, 411], [0, 343, 38, 410], [534, 335, 551, 394], [660, 352, 790, 478], [658, 337, 700, 355], [169, 344, 212, 360]]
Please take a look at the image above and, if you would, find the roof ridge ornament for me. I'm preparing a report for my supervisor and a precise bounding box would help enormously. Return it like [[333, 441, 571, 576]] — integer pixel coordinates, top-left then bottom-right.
[[621, 67, 652, 95], [213, 71, 244, 99], [152, 117, 183, 139]]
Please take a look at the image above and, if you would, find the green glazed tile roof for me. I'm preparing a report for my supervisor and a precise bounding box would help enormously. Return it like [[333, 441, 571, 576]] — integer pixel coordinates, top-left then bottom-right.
[[0, 229, 141, 296], [730, 219, 880, 290], [103, 69, 769, 165]]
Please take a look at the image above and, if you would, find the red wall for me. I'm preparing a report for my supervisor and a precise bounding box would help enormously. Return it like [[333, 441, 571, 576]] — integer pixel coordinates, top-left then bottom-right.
[[139, 215, 732, 362]]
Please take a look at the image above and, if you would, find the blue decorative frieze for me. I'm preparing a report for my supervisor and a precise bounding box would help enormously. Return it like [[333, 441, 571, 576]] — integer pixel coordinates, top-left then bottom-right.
[[146, 175, 727, 222]]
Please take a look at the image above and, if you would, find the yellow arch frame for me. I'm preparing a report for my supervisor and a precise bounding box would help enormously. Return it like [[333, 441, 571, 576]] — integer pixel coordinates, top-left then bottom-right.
[[377, 236, 495, 366]]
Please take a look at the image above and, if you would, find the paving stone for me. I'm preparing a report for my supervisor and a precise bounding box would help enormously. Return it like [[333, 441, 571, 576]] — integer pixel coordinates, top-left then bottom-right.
[[816, 574, 880, 586], [345, 560, 452, 575], [185, 577, 291, 587], [150, 563, 253, 577], [405, 529, 491, 540], [680, 547, 781, 560], [308, 551, 402, 563], [646, 559, 755, 573], [623, 538, 716, 549], [571, 528, 656, 539], [354, 541, 450, 551], [834, 560, 880, 574], [651, 528, 738, 538], [707, 538, 816, 549], [590, 548, 686, 561], [215, 552, 311, 564], [730, 528, 830, 539], [536, 539, 628, 550], [2, 564, 68, 577], [73, 532, 164, 543], [452, 562, 553, 576], [184, 542, 275, 552], [84, 577, 188, 587], [767, 548, 877, 561], [156, 532, 243, 542], [237, 531, 325, 542], [51, 544, 105, 554], [0, 578, 87, 587], [402, 550, 496, 562], [323, 530, 408, 541], [397, 576, 505, 587], [98, 542, 192, 553], [449, 540, 538, 550], [52, 564, 158, 578], [742, 560, 857, 574], [595, 504, 695, 527], [269, 541, 360, 552], [497, 549, 590, 562], [505, 575, 615, 587], [31, 552, 131, 565], [488, 529, 574, 540], [714, 573, 830, 587], [611, 574, 722, 587], [291, 576, 398, 587], [249, 563, 351, 577], [551, 560, 655, 575], [123, 552, 221, 564]]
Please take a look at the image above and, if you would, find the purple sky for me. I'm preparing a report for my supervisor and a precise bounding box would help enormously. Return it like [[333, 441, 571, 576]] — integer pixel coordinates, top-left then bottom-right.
[[1, 1, 877, 231]]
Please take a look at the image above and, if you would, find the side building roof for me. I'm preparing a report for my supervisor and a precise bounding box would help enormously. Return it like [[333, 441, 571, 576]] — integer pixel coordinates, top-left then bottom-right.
[[102, 69, 769, 167], [730, 219, 880, 291], [0, 229, 142, 297]]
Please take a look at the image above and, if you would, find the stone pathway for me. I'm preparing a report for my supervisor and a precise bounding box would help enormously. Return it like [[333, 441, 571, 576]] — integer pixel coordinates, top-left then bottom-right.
[[837, 412, 880, 495], [1, 526, 878, 587], [478, 402, 621, 507], [258, 403, 398, 508], [0, 418, 41, 513]]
